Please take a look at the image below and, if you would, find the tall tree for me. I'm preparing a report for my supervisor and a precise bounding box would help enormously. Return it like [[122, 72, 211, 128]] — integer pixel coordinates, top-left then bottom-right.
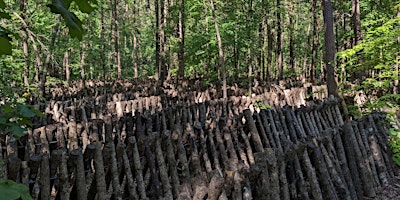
[[159, 0, 167, 82], [155, 0, 160, 81], [177, 0, 185, 78], [19, 0, 29, 87], [276, 0, 283, 81], [321, 0, 338, 97], [209, 0, 227, 102], [395, 6, 400, 95], [112, 0, 121, 78], [310, 0, 319, 83]]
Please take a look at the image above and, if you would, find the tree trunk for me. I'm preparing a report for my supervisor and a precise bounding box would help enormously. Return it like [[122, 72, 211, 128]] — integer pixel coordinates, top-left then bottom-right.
[[100, 5, 107, 79], [160, 0, 167, 82], [276, 0, 283, 81], [113, 0, 121, 78], [177, 0, 185, 78], [155, 0, 160, 81], [63, 50, 70, 84], [247, 0, 253, 95], [260, 0, 266, 81], [20, 0, 29, 87], [395, 7, 400, 95], [80, 42, 86, 86], [209, 0, 227, 102], [310, 0, 318, 83], [321, 0, 338, 97], [352, 0, 362, 46], [288, 1, 295, 71], [266, 13, 273, 83], [352, 0, 365, 81]]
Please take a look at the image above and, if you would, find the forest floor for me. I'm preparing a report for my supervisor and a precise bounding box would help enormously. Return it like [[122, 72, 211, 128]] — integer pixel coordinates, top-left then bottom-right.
[[375, 176, 400, 199]]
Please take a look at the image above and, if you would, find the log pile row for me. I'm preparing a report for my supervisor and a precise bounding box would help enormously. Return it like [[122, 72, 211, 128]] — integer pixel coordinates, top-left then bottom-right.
[[1, 95, 397, 199], [43, 79, 327, 108]]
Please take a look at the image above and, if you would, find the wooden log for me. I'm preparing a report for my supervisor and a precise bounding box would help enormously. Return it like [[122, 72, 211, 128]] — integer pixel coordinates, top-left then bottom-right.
[[266, 110, 284, 153], [369, 114, 395, 178], [332, 128, 358, 200], [155, 135, 173, 199], [278, 149, 290, 200], [304, 112, 318, 137], [57, 151, 70, 200], [175, 124, 192, 199], [214, 124, 229, 169], [342, 122, 376, 198], [145, 139, 162, 199], [49, 149, 62, 191], [7, 156, 21, 182], [259, 110, 277, 148], [68, 121, 79, 150], [266, 148, 280, 199], [253, 111, 271, 148], [252, 151, 272, 199], [277, 108, 294, 142], [357, 121, 380, 188], [116, 142, 138, 199], [83, 144, 96, 173], [207, 170, 225, 200], [320, 143, 351, 200], [70, 148, 87, 200], [206, 123, 223, 176], [286, 107, 306, 140], [307, 139, 338, 200], [368, 132, 389, 187], [105, 141, 122, 200], [244, 109, 264, 152], [40, 153, 51, 200], [19, 159, 29, 186], [127, 137, 147, 199], [239, 125, 255, 166], [231, 121, 249, 168], [293, 153, 310, 200]]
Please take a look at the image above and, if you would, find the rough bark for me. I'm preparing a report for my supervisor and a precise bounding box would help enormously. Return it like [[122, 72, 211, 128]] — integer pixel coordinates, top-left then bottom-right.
[[321, 0, 338, 97]]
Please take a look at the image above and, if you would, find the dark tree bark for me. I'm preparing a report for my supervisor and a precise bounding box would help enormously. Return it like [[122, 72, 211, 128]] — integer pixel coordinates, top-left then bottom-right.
[[321, 0, 338, 97], [395, 7, 400, 95], [177, 0, 185, 78], [155, 0, 161, 81], [160, 0, 167, 82], [210, 0, 227, 102], [113, 0, 121, 78], [20, 0, 29, 87], [310, 0, 319, 83], [276, 0, 283, 81], [100, 5, 107, 79], [352, 0, 365, 80]]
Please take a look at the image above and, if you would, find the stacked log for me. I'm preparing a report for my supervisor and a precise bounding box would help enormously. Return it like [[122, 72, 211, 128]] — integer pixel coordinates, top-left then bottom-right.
[[1, 94, 397, 199]]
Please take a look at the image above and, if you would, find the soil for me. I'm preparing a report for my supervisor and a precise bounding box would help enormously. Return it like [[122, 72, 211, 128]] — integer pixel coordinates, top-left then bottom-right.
[[374, 177, 400, 200]]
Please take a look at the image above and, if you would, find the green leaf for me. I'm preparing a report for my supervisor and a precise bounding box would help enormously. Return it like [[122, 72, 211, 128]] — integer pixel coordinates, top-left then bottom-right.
[[0, 36, 12, 55], [0, 0, 5, 9], [17, 104, 36, 118], [47, 0, 84, 40], [73, 0, 95, 13], [0, 11, 10, 19], [0, 179, 32, 200], [10, 125, 27, 138]]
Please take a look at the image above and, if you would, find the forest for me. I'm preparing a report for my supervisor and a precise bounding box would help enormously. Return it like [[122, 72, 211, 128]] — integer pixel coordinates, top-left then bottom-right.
[[0, 0, 400, 199]]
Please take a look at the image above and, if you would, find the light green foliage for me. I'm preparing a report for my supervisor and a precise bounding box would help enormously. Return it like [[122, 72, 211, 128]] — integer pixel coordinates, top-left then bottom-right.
[[0, 0, 11, 56], [0, 179, 32, 200], [387, 114, 400, 166], [337, 5, 400, 110], [0, 103, 43, 139], [254, 97, 271, 110]]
